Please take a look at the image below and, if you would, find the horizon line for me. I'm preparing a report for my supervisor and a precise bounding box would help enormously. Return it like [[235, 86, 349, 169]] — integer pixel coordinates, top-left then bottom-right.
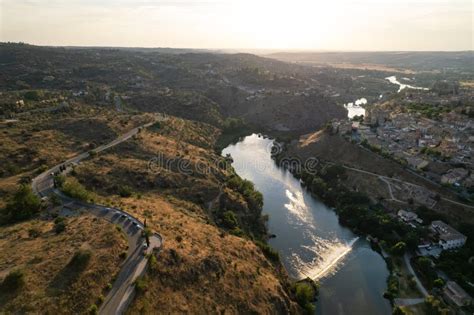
[[2, 42, 473, 54]]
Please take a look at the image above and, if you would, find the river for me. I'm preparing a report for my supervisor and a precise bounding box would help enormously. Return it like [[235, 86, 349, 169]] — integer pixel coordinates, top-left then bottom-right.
[[344, 76, 429, 118], [222, 134, 392, 315]]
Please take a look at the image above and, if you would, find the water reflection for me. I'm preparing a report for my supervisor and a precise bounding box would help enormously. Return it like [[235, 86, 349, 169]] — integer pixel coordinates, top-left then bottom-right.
[[222, 134, 391, 315], [386, 75, 429, 92], [344, 98, 367, 118]]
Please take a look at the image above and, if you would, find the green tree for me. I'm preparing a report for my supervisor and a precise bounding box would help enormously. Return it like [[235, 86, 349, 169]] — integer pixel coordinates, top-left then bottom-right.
[[433, 278, 444, 288], [390, 242, 407, 256], [293, 281, 317, 314], [392, 306, 406, 315], [222, 211, 238, 229], [1, 185, 41, 224]]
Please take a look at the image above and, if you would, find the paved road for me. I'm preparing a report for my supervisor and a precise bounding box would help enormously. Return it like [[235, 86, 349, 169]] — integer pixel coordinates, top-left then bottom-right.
[[404, 253, 429, 298], [394, 298, 425, 307], [31, 121, 162, 315]]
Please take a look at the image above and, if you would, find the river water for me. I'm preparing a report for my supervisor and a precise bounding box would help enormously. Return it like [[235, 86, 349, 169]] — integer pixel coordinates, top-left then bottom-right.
[[222, 134, 392, 315], [386, 75, 429, 93]]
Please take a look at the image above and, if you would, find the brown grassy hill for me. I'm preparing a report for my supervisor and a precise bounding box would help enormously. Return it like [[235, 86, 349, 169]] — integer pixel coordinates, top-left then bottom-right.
[[0, 101, 154, 179], [0, 214, 127, 314], [123, 195, 298, 314], [63, 117, 301, 314]]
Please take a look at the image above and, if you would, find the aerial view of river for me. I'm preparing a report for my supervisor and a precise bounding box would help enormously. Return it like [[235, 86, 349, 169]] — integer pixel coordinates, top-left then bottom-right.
[[222, 134, 392, 315]]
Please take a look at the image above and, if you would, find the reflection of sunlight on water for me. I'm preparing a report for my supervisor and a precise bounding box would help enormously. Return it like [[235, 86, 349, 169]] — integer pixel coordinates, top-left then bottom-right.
[[284, 189, 315, 228], [283, 188, 360, 280], [292, 235, 360, 280]]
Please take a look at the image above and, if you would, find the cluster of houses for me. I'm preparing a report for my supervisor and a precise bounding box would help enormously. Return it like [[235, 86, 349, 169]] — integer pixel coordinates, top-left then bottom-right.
[[333, 100, 473, 191], [396, 210, 472, 307]]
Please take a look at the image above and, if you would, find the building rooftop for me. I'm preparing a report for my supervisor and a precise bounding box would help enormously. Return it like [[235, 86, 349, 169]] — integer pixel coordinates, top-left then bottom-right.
[[431, 221, 467, 242], [443, 281, 472, 307]]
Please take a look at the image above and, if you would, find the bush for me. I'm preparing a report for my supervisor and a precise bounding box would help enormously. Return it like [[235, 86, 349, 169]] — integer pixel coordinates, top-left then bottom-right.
[[61, 178, 90, 201], [227, 176, 263, 210], [255, 241, 280, 262], [28, 227, 41, 238], [135, 277, 148, 293], [54, 220, 66, 234], [433, 278, 444, 288], [392, 306, 407, 315], [1, 185, 41, 224], [221, 117, 246, 133], [118, 185, 133, 198], [1, 270, 25, 292], [222, 211, 238, 229], [390, 242, 407, 256], [88, 304, 98, 315], [384, 274, 399, 301], [292, 281, 317, 314], [119, 251, 127, 259], [24, 90, 42, 101]]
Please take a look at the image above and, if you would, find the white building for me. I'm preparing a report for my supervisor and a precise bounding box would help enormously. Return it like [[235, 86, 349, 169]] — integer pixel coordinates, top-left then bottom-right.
[[398, 210, 421, 223], [430, 221, 467, 250]]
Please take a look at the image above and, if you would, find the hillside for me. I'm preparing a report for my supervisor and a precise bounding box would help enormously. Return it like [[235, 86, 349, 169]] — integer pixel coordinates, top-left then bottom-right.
[[283, 129, 474, 225], [0, 106, 303, 314], [0, 214, 127, 314], [1, 43, 347, 133]]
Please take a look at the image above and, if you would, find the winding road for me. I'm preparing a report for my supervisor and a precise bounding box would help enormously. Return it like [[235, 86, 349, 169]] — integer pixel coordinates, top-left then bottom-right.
[[32, 121, 162, 315]]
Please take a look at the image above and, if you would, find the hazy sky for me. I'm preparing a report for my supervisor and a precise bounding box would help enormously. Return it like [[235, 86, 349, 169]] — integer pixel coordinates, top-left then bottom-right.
[[1, 0, 472, 51]]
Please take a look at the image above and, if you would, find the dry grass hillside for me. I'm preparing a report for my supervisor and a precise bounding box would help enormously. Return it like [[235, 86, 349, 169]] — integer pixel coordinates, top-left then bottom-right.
[[62, 117, 301, 314], [123, 195, 299, 314], [0, 102, 154, 180], [0, 214, 127, 314]]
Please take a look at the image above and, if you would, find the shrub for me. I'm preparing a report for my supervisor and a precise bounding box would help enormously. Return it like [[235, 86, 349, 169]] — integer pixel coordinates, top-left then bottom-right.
[[1, 270, 25, 292], [1, 185, 41, 224], [54, 221, 66, 234], [24, 90, 42, 101], [88, 304, 98, 315], [384, 274, 399, 301], [222, 211, 238, 229], [292, 281, 317, 314], [135, 277, 148, 293], [433, 278, 444, 288], [255, 241, 280, 262], [119, 251, 127, 259], [118, 185, 133, 198], [28, 227, 41, 238], [61, 178, 90, 201], [392, 306, 407, 315], [175, 235, 183, 243], [390, 242, 407, 256], [229, 227, 245, 237]]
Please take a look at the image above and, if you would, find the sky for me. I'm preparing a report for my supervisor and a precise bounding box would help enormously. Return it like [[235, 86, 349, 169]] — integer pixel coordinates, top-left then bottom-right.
[[1, 0, 472, 51]]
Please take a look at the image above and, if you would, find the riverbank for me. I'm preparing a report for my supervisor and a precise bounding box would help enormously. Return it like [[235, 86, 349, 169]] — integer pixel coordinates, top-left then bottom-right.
[[223, 134, 392, 314]]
